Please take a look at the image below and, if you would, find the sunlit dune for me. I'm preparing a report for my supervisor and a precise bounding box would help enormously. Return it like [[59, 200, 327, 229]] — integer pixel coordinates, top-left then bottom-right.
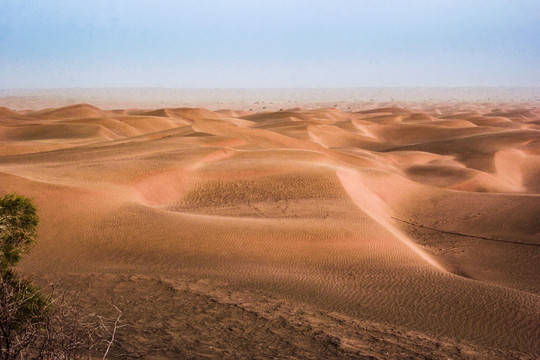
[[28, 103, 106, 118], [1, 102, 539, 359]]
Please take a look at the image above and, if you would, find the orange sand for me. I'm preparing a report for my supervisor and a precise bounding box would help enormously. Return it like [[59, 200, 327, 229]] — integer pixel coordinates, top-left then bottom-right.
[[0, 102, 539, 359]]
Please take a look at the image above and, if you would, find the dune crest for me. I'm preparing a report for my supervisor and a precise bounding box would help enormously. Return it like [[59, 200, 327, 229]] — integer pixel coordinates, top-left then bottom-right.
[[336, 168, 447, 272]]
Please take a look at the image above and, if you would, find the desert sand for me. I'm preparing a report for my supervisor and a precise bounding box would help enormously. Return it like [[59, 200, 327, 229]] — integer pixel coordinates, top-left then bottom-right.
[[0, 97, 539, 358]]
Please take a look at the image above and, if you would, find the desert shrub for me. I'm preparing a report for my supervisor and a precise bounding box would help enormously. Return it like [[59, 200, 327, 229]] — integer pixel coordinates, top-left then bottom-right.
[[0, 194, 120, 359], [0, 194, 39, 275]]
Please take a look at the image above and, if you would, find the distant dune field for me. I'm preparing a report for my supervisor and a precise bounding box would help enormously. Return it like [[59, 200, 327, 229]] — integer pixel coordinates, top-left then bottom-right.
[[0, 101, 539, 359]]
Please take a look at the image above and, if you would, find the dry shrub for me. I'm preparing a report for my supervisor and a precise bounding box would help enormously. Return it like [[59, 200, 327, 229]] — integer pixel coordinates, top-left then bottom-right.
[[1, 193, 123, 359]]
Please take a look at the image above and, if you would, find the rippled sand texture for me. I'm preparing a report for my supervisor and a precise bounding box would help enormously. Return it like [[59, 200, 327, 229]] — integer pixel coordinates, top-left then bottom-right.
[[0, 103, 539, 358]]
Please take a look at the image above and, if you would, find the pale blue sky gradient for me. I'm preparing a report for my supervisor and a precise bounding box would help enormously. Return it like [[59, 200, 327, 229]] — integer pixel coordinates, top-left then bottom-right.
[[1, 0, 539, 88]]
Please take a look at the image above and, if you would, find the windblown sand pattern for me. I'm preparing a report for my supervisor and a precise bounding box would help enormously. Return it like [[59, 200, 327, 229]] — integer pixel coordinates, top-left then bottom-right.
[[0, 102, 539, 358]]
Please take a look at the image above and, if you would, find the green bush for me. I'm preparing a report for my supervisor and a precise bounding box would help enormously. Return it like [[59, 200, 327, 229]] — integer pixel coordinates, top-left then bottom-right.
[[0, 194, 39, 274], [0, 194, 116, 359]]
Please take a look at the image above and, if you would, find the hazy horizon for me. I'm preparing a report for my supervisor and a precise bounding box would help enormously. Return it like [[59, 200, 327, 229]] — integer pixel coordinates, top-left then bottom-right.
[[3, 86, 540, 90], [1, 0, 539, 89], [2, 87, 539, 111]]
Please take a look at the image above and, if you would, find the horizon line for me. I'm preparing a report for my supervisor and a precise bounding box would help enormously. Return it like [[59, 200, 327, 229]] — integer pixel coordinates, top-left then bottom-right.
[[2, 86, 540, 91]]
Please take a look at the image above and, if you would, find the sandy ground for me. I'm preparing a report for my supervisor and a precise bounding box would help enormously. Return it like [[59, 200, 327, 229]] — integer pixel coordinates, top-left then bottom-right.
[[0, 99, 539, 359]]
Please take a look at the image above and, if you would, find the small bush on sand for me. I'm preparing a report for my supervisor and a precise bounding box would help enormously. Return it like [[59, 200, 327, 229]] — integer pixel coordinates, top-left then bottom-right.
[[0, 193, 121, 360]]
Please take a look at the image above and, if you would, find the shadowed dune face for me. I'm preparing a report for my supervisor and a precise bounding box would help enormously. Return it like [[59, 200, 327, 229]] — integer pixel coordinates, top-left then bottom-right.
[[1, 103, 539, 358]]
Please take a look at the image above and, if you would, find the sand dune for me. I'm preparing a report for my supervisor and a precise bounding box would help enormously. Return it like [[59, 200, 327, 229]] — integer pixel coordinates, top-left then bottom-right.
[[0, 102, 539, 359], [28, 103, 105, 118]]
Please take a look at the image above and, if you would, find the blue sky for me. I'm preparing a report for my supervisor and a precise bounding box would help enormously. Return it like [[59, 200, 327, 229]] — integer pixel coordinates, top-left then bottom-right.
[[1, 0, 539, 88]]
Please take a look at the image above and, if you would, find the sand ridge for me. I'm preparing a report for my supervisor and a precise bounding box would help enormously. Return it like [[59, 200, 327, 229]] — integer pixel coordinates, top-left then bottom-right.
[[0, 102, 539, 358]]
